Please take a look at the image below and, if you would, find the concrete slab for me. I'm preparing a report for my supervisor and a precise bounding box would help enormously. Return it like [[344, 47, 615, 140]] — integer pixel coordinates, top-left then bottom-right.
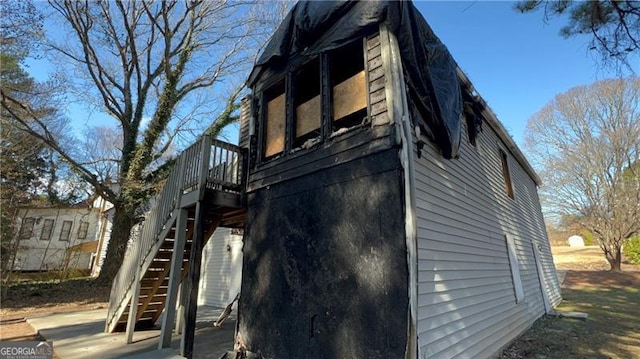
[[27, 307, 236, 359]]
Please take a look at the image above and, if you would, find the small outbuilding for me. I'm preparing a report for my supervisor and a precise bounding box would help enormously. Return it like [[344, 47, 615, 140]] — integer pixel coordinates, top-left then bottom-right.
[[568, 235, 585, 247]]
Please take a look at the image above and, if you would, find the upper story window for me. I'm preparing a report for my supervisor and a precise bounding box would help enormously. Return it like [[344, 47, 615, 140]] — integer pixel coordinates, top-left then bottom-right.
[[60, 220, 73, 241], [330, 41, 366, 131], [77, 221, 89, 239], [263, 80, 286, 159], [500, 149, 515, 199], [40, 219, 55, 241], [260, 39, 367, 162], [294, 57, 321, 148], [19, 217, 35, 240]]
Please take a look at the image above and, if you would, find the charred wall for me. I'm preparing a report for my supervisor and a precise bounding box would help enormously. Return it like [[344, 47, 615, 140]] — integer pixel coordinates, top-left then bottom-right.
[[238, 148, 408, 359]]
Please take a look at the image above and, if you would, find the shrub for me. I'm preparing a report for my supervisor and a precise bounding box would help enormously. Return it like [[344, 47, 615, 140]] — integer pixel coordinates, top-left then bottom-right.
[[623, 236, 640, 265]]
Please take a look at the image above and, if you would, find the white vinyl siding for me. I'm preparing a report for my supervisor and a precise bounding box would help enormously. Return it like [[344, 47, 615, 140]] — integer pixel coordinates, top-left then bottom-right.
[[198, 228, 243, 308], [413, 117, 561, 359]]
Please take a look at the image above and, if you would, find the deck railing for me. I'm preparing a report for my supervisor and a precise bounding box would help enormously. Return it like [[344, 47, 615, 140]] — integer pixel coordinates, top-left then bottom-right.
[[105, 136, 245, 332]]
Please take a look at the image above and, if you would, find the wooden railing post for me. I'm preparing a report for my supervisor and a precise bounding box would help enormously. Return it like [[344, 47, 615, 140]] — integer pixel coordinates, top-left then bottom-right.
[[125, 241, 143, 344], [198, 136, 212, 200], [158, 208, 189, 349]]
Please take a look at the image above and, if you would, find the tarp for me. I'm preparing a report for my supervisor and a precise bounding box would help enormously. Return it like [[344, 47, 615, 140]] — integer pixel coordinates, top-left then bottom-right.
[[248, 0, 462, 159]]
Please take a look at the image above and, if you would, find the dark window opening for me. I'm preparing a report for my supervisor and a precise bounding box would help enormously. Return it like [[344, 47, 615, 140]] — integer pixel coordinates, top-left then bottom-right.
[[263, 81, 286, 159], [330, 41, 366, 132], [60, 220, 73, 241], [294, 58, 321, 148], [40, 219, 54, 241], [19, 217, 35, 239], [500, 149, 514, 199]]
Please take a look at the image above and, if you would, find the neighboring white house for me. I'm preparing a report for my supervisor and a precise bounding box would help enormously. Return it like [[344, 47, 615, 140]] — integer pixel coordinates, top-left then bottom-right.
[[12, 197, 108, 271], [14, 194, 242, 307]]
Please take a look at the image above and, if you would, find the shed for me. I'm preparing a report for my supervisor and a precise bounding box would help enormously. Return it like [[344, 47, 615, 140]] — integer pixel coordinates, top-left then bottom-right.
[[234, 1, 561, 358]]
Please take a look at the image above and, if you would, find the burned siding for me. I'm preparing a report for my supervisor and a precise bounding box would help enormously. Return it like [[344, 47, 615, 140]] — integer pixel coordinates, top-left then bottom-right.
[[239, 96, 252, 150], [366, 33, 389, 126], [238, 149, 408, 359], [247, 31, 391, 192]]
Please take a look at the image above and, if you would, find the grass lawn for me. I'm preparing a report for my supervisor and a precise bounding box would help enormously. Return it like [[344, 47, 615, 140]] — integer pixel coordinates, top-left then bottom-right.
[[501, 270, 640, 359]]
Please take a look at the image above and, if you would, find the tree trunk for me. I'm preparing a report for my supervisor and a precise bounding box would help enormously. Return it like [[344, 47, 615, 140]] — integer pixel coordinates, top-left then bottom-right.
[[605, 246, 623, 272], [96, 205, 137, 286]]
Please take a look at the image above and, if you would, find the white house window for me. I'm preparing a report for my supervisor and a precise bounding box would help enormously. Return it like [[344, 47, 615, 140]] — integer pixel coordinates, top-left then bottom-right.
[[505, 234, 524, 303], [60, 220, 73, 241], [40, 219, 55, 241], [19, 217, 35, 239], [77, 221, 89, 239]]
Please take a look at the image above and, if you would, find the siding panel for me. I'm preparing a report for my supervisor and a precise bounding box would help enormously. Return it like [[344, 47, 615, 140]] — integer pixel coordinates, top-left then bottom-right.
[[198, 228, 243, 308], [414, 116, 560, 358]]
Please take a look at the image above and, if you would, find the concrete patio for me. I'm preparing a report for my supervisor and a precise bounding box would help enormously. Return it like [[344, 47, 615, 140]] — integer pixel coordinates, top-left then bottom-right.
[[27, 306, 236, 359]]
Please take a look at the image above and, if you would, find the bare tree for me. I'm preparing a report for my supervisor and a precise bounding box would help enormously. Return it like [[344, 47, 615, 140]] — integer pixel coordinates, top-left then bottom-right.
[[515, 1, 640, 72], [2, 0, 289, 284], [525, 77, 640, 271]]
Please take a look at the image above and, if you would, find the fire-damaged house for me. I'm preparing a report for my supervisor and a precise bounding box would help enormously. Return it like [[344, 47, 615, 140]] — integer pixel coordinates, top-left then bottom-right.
[[235, 1, 561, 358], [104, 1, 561, 358]]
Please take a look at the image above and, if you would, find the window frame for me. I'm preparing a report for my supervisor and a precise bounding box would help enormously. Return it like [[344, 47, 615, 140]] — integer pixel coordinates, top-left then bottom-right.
[[499, 148, 515, 199], [19, 217, 35, 240], [59, 220, 73, 241], [40, 219, 55, 241], [258, 38, 369, 163], [77, 221, 89, 240]]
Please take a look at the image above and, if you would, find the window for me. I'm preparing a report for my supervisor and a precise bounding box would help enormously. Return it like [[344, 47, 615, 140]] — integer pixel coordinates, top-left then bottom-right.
[[330, 41, 366, 131], [19, 217, 35, 239], [505, 234, 524, 303], [499, 149, 514, 199], [294, 58, 321, 147], [59, 220, 73, 241], [260, 39, 368, 160], [77, 221, 89, 239], [40, 219, 55, 241], [263, 81, 286, 158]]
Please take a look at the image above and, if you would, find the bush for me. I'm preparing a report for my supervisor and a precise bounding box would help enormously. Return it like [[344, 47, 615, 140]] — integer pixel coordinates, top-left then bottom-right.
[[580, 230, 596, 246], [623, 236, 640, 264]]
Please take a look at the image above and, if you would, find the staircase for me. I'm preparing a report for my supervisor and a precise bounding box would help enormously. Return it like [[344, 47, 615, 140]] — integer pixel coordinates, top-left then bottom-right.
[[105, 136, 246, 334]]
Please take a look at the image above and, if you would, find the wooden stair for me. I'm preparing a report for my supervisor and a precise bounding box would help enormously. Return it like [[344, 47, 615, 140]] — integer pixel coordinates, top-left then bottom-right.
[[105, 136, 247, 335], [109, 211, 225, 332]]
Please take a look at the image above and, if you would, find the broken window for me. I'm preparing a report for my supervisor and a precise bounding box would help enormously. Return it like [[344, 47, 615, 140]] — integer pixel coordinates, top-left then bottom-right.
[[19, 217, 35, 239], [500, 149, 514, 199], [263, 81, 286, 158], [330, 41, 366, 131], [60, 220, 73, 241], [294, 58, 321, 147], [40, 219, 54, 241]]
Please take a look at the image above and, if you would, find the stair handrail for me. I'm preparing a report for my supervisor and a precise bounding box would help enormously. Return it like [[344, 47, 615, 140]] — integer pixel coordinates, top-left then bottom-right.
[[105, 136, 246, 332], [106, 137, 203, 331]]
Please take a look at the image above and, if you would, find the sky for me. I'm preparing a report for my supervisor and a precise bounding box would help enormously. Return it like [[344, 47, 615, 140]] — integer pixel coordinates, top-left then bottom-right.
[[29, 1, 637, 150], [414, 1, 638, 148]]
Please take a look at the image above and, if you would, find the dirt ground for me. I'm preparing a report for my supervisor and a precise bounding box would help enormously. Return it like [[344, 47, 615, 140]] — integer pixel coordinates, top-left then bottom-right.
[[0, 278, 110, 344], [552, 245, 637, 272]]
